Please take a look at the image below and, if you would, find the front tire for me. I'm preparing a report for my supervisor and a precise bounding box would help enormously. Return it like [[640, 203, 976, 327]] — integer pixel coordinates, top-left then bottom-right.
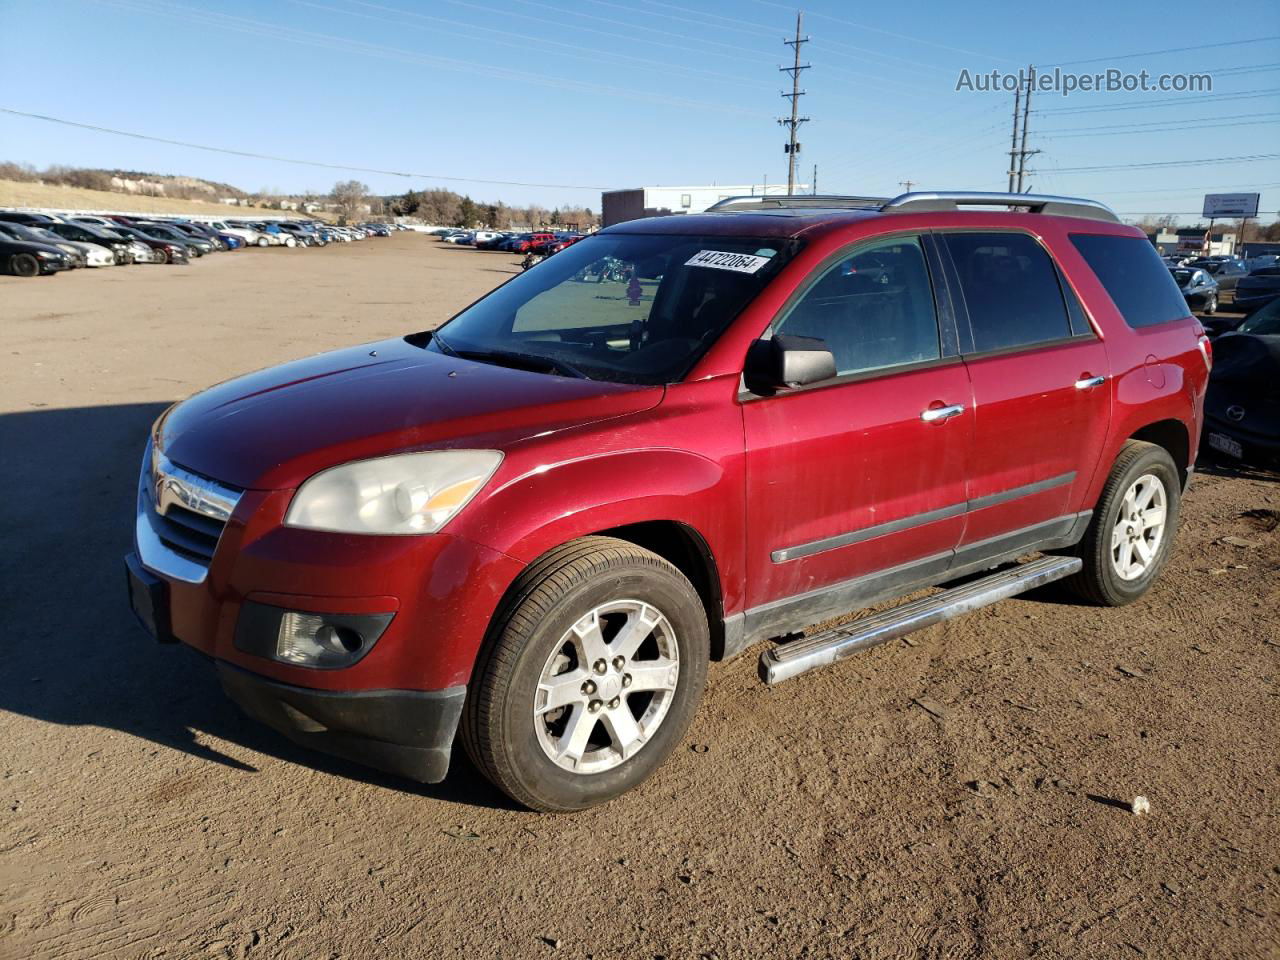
[[1064, 440, 1181, 606], [463, 537, 709, 812], [10, 253, 40, 277], [1205, 292, 1217, 315]]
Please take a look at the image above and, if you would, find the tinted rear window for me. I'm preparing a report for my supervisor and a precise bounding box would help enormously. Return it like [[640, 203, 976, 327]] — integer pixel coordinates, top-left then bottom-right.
[[942, 231, 1071, 352], [1070, 234, 1190, 328]]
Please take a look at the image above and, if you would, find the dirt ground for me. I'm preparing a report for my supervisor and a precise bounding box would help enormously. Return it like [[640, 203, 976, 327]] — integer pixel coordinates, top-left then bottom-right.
[[1, 234, 1277, 960]]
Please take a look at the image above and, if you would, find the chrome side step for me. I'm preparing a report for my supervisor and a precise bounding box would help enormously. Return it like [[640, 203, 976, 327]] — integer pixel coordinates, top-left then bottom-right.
[[758, 556, 1082, 685]]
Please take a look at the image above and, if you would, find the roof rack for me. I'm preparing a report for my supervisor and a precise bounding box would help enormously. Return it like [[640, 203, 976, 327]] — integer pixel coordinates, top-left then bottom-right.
[[881, 191, 1120, 223], [704, 190, 1120, 224], [705, 194, 889, 212]]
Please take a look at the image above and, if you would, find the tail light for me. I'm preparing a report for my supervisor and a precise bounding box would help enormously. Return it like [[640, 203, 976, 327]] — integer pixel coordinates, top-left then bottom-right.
[[1197, 334, 1212, 371]]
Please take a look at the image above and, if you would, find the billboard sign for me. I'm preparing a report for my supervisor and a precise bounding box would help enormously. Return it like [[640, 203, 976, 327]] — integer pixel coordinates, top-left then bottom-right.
[[1202, 193, 1260, 218]]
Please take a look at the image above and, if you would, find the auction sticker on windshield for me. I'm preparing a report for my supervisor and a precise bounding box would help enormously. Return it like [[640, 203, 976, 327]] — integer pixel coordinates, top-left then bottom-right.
[[685, 249, 772, 274]]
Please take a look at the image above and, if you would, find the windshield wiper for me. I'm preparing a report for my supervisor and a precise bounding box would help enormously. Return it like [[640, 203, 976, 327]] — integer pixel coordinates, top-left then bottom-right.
[[455, 348, 590, 380], [429, 329, 459, 356]]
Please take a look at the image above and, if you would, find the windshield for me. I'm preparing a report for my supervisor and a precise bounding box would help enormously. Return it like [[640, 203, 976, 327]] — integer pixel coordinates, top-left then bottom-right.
[[420, 232, 800, 385], [1240, 300, 1280, 335]]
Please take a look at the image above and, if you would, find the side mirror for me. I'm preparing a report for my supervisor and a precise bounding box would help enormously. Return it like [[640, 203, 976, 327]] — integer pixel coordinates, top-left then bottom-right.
[[745, 334, 838, 393]]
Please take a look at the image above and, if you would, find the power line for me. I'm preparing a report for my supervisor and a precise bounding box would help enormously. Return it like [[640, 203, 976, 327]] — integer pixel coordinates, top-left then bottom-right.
[[1036, 88, 1280, 114], [99, 0, 771, 118], [1039, 118, 1280, 138], [317, 0, 769, 86], [0, 107, 614, 190], [1042, 36, 1280, 68], [1037, 111, 1280, 134], [740, 0, 1017, 63], [1049, 154, 1279, 174]]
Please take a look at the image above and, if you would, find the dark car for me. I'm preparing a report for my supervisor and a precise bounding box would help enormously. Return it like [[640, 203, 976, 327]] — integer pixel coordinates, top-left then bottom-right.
[[1202, 303, 1280, 467], [170, 221, 227, 250], [137, 222, 211, 257], [0, 231, 73, 276], [0, 221, 88, 268], [1233, 266, 1280, 315], [42, 221, 136, 264], [0, 211, 58, 226], [108, 224, 190, 264], [1188, 258, 1249, 293], [1170, 266, 1219, 313], [475, 232, 512, 251], [277, 222, 324, 246]]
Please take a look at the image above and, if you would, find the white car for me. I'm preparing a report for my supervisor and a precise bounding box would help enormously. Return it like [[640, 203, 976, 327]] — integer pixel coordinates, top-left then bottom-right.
[[472, 230, 501, 244], [209, 220, 265, 246]]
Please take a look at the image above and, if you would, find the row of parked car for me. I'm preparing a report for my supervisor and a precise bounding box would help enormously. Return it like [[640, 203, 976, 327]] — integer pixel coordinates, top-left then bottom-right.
[[0, 210, 406, 277], [1166, 253, 1280, 329], [433, 228, 587, 256]]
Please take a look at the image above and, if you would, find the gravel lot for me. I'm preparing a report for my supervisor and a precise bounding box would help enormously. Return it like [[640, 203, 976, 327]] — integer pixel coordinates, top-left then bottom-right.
[[1, 234, 1277, 960]]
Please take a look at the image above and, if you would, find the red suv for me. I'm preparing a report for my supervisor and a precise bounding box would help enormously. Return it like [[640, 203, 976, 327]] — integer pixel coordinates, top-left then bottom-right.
[[125, 192, 1210, 811], [510, 232, 556, 253]]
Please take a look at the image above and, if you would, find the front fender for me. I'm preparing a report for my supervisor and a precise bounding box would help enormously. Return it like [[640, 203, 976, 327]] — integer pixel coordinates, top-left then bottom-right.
[[453, 447, 745, 613]]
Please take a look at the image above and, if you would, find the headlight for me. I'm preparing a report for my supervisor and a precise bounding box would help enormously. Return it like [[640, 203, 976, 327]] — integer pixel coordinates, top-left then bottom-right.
[[37, 250, 58, 259], [285, 450, 502, 535]]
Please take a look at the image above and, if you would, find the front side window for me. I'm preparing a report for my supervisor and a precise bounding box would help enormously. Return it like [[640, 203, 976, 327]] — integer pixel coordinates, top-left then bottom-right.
[[772, 235, 941, 376], [943, 231, 1071, 352], [424, 233, 799, 385]]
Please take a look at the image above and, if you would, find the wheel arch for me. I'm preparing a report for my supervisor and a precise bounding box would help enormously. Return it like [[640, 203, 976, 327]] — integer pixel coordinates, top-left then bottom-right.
[[1128, 418, 1191, 489], [591, 520, 730, 660]]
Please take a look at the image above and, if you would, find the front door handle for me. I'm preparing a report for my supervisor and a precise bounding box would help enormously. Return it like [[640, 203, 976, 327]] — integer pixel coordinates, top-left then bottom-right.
[[1074, 375, 1106, 390], [921, 403, 965, 422]]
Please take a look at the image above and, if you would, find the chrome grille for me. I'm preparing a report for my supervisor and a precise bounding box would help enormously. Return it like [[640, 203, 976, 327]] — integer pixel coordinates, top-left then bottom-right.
[[135, 441, 243, 583]]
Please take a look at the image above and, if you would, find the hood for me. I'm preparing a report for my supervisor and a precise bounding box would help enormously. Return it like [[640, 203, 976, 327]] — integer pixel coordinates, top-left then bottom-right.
[[158, 337, 663, 489]]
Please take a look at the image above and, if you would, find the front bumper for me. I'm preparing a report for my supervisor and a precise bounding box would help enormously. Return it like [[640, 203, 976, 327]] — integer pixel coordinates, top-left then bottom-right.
[[218, 662, 465, 782]]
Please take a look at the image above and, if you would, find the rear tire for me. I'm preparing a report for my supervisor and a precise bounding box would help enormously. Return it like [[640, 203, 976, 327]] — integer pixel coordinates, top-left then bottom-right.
[[462, 536, 709, 812], [10, 253, 40, 278], [1063, 440, 1181, 606]]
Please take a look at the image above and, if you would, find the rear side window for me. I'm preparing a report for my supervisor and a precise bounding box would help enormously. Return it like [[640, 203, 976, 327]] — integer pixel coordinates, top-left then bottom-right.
[[942, 232, 1071, 352], [1070, 234, 1190, 328]]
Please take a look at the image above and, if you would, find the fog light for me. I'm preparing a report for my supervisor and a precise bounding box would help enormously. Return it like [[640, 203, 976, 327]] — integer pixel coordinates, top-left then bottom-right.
[[276, 612, 367, 665], [234, 601, 393, 668]]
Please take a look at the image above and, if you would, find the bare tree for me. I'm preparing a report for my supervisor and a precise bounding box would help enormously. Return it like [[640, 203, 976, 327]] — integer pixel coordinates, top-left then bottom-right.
[[330, 180, 371, 222]]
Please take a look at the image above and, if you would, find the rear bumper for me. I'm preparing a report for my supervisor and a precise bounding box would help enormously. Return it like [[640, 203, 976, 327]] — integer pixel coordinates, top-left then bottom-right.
[[217, 661, 466, 783]]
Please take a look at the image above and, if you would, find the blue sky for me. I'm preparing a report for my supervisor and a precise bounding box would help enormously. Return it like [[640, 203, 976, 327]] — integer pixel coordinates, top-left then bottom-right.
[[1, 0, 1277, 222]]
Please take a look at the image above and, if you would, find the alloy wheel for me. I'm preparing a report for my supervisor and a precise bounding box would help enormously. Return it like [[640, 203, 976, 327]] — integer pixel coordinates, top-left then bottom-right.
[[1110, 473, 1168, 581], [533, 599, 679, 774]]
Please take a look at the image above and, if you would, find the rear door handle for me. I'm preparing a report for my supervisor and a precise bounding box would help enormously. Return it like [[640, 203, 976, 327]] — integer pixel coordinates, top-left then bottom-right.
[[1074, 375, 1106, 390], [921, 403, 965, 422]]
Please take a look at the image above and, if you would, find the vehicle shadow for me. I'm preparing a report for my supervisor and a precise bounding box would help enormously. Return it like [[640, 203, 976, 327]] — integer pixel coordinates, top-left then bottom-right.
[[0, 402, 513, 810]]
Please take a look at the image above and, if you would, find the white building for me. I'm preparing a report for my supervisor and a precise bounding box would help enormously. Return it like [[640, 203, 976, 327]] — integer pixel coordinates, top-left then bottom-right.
[[601, 184, 808, 227]]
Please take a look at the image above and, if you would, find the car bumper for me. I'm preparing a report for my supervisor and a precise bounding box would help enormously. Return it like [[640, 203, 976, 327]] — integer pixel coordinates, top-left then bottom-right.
[[217, 661, 466, 782], [125, 442, 523, 778], [1232, 293, 1279, 313], [1203, 415, 1280, 466]]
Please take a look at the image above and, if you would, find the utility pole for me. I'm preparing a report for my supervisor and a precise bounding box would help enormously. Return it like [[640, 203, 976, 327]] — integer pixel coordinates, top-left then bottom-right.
[[813, 163, 818, 195], [899, 179, 916, 193], [1007, 77, 1021, 192], [1014, 64, 1041, 193], [778, 12, 810, 195]]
